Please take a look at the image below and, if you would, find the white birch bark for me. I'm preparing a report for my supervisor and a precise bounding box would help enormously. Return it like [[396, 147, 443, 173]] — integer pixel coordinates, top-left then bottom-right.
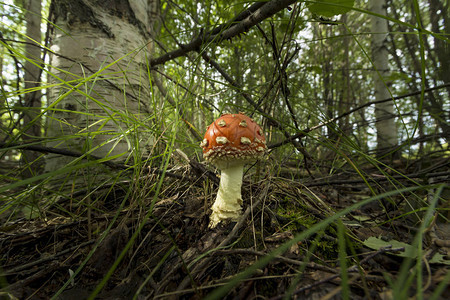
[[371, 0, 398, 157], [46, 0, 158, 173]]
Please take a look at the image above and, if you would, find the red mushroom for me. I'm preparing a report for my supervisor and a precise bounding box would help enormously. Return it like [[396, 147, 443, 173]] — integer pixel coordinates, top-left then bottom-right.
[[200, 113, 267, 227]]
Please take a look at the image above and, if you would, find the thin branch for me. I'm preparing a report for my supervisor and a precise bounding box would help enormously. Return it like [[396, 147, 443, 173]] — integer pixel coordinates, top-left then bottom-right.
[[269, 83, 450, 149], [3, 240, 95, 275], [214, 248, 338, 274], [0, 142, 187, 180], [304, 171, 450, 187], [201, 51, 313, 166], [149, 0, 297, 67]]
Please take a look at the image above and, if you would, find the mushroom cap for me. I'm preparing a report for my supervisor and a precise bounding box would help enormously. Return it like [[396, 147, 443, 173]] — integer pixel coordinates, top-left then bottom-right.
[[200, 113, 267, 169]]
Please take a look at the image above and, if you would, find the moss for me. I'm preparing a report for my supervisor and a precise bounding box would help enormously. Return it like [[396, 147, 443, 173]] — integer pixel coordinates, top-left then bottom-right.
[[276, 202, 317, 233], [276, 201, 339, 261]]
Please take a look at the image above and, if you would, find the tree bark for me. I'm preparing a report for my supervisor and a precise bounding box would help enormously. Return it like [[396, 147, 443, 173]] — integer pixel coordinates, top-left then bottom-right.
[[389, 1, 450, 142], [21, 0, 43, 177], [429, 0, 450, 98], [46, 0, 158, 176], [339, 14, 351, 139], [429, 0, 450, 139], [371, 0, 398, 158]]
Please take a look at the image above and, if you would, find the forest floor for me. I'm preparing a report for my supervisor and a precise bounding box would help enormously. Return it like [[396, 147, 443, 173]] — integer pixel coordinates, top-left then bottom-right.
[[0, 157, 449, 299]]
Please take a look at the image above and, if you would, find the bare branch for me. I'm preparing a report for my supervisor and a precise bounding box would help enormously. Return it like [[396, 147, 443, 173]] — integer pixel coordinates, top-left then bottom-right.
[[269, 83, 450, 149], [149, 0, 297, 67]]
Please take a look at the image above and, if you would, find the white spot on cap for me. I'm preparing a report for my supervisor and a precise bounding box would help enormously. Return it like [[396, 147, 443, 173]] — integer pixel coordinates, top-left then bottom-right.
[[216, 136, 229, 145], [218, 119, 226, 127], [241, 137, 251, 145], [200, 138, 208, 148]]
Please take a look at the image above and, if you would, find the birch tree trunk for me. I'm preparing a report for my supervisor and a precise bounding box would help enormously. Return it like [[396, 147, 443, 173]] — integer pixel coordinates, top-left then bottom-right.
[[429, 0, 450, 140], [371, 0, 398, 158], [46, 0, 158, 176], [21, 0, 42, 177]]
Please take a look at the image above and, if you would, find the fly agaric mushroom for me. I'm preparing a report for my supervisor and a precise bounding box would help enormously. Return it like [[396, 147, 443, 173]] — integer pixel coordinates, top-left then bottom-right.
[[200, 113, 267, 228]]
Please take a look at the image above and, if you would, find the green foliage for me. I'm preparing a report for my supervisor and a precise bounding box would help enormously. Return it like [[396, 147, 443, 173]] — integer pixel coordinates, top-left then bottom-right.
[[307, 0, 355, 17]]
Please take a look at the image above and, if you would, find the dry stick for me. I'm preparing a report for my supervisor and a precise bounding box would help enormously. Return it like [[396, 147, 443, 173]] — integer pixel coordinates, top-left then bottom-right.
[[149, 0, 297, 67], [214, 249, 338, 274], [3, 240, 95, 275], [0, 141, 141, 176], [263, 17, 314, 175], [0, 261, 60, 293], [153, 195, 263, 295], [154, 198, 263, 296], [153, 69, 199, 100], [269, 246, 405, 300], [173, 200, 264, 294], [166, 184, 271, 296], [0, 142, 187, 180], [153, 68, 219, 112], [305, 170, 450, 187], [152, 25, 219, 112], [0, 143, 220, 188], [259, 19, 300, 130]]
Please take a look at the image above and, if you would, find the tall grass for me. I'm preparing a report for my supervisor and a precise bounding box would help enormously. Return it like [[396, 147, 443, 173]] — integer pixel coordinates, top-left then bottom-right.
[[1, 0, 449, 298]]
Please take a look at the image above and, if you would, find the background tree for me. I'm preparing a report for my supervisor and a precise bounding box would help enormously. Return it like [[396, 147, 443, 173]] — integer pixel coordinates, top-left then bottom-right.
[[371, 0, 398, 159], [21, 0, 43, 177]]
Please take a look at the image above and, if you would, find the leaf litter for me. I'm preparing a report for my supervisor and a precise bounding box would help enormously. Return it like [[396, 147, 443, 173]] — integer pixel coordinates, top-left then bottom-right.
[[0, 161, 449, 299]]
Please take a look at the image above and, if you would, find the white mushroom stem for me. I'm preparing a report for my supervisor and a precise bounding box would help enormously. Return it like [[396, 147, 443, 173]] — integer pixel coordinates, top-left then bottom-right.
[[209, 164, 244, 228]]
